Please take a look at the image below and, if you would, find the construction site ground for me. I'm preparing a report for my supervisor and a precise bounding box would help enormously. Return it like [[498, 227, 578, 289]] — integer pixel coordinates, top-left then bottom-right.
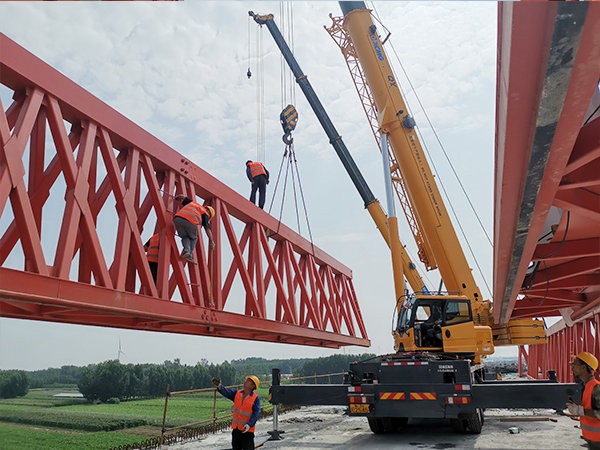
[[167, 405, 584, 450]]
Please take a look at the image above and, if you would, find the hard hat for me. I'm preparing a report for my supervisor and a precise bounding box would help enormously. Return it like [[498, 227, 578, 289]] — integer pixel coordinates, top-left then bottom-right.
[[576, 351, 598, 371], [245, 375, 260, 390], [205, 206, 215, 220]]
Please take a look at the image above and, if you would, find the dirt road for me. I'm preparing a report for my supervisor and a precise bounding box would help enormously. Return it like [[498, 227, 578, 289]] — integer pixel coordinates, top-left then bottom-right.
[[167, 406, 586, 449]]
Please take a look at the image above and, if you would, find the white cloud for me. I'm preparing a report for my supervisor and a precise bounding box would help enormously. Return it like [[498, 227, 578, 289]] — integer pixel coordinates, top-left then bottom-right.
[[0, 1, 499, 370]]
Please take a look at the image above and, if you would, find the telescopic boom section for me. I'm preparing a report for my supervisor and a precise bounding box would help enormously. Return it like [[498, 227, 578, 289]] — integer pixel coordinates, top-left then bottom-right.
[[249, 11, 426, 295], [338, 2, 489, 320]]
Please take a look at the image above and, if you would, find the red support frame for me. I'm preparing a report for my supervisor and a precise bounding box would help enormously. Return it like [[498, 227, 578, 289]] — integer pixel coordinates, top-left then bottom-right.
[[0, 33, 369, 349], [523, 315, 600, 383]]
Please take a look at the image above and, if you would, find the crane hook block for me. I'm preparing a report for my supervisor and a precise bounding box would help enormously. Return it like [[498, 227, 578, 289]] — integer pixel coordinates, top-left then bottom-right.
[[280, 104, 299, 134], [247, 68, 252, 79], [282, 132, 294, 145]]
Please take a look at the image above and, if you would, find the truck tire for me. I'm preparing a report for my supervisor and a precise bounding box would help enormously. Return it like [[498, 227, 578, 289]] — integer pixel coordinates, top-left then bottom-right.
[[368, 418, 385, 434], [451, 408, 484, 434], [465, 408, 484, 434]]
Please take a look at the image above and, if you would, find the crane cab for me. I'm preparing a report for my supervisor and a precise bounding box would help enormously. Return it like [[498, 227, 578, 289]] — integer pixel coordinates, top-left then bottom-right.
[[394, 294, 494, 360]]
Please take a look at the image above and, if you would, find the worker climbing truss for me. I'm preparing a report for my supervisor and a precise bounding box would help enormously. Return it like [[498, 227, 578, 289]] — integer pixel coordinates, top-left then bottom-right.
[[0, 33, 369, 348]]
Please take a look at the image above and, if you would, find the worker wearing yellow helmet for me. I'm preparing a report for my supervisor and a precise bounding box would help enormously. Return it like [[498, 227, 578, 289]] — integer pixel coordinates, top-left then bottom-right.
[[567, 351, 600, 447], [212, 375, 261, 450], [173, 195, 215, 263]]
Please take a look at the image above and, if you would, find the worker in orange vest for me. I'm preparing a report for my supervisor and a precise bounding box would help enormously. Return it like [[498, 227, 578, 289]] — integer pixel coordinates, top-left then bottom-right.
[[174, 195, 215, 263], [567, 351, 600, 448], [213, 375, 261, 450], [143, 233, 159, 282], [246, 160, 270, 209]]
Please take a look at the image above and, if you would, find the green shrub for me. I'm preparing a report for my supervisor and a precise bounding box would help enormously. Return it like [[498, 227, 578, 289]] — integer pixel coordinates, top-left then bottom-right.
[[0, 408, 147, 431]]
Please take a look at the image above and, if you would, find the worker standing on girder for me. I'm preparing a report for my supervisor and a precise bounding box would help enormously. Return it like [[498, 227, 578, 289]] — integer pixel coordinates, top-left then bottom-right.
[[173, 195, 215, 263], [143, 233, 159, 282], [246, 160, 269, 209], [212, 375, 261, 450], [567, 351, 600, 448]]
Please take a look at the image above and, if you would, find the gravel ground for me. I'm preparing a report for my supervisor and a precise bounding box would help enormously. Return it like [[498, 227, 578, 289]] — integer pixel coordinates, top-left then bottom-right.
[[167, 405, 586, 450]]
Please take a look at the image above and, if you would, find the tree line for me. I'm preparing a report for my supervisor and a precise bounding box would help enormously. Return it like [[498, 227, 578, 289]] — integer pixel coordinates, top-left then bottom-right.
[[1, 353, 375, 401]]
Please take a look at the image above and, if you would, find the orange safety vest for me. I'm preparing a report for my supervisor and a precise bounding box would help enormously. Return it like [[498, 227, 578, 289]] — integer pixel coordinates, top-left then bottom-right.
[[581, 378, 600, 443], [146, 234, 160, 263], [248, 161, 267, 178], [231, 390, 257, 432], [175, 201, 207, 226]]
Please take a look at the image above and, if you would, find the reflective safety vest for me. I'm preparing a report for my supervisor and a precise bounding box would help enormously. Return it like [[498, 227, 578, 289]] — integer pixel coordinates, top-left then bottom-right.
[[146, 234, 159, 263], [231, 390, 257, 432], [581, 378, 600, 443], [248, 162, 267, 178], [175, 201, 207, 226]]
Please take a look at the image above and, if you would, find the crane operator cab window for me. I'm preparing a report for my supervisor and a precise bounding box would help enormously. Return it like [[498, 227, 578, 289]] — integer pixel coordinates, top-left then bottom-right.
[[404, 298, 474, 349], [415, 302, 444, 348]]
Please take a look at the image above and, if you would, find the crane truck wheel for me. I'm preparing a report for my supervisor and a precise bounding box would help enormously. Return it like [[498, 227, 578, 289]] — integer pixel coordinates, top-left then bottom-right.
[[451, 408, 484, 434], [465, 408, 484, 434], [367, 418, 385, 434]]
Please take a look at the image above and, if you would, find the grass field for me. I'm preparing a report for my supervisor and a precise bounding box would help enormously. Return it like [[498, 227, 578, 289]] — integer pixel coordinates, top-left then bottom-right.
[[0, 386, 270, 449]]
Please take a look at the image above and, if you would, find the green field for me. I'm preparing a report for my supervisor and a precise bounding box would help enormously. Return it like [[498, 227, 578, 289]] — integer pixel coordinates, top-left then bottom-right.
[[0, 386, 270, 450]]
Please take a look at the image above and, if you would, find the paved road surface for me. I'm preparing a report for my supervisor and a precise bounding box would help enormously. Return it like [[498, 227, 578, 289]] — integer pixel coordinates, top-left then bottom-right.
[[168, 406, 585, 450]]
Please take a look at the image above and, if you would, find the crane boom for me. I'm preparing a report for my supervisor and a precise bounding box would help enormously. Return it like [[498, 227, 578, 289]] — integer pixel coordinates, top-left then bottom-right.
[[258, 6, 577, 434], [249, 10, 427, 294]]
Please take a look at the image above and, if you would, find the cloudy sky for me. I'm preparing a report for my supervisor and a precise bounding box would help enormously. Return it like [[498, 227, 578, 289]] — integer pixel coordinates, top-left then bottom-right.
[[0, 1, 507, 371]]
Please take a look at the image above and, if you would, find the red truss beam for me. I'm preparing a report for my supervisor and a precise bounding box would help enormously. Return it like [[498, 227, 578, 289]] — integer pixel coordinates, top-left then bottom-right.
[[0, 33, 369, 348], [494, 2, 600, 324], [522, 315, 600, 383]]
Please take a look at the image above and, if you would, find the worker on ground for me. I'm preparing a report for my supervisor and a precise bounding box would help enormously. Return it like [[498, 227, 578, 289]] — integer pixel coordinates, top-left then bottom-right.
[[246, 160, 269, 209], [173, 195, 215, 263], [143, 233, 159, 282], [567, 351, 600, 448], [212, 375, 261, 450]]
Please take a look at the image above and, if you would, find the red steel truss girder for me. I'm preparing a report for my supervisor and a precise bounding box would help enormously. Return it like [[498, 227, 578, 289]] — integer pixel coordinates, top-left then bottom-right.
[[522, 315, 600, 383], [0, 33, 369, 348], [494, 2, 600, 324]]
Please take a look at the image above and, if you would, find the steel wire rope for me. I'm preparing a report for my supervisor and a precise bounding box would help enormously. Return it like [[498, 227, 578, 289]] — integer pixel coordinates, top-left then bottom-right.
[[370, 3, 493, 297], [267, 147, 292, 237], [289, 144, 316, 255], [288, 146, 302, 234]]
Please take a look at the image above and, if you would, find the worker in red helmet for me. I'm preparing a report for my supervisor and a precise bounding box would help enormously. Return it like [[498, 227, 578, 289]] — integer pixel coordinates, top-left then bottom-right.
[[246, 160, 269, 209], [567, 351, 600, 448], [173, 195, 215, 263], [212, 375, 261, 450]]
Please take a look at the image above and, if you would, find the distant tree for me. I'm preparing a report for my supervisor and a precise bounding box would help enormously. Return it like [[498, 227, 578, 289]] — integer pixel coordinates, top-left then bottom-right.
[[28, 365, 83, 388], [297, 354, 376, 382], [191, 363, 210, 388], [0, 370, 28, 398], [147, 365, 169, 396], [78, 360, 128, 402], [210, 362, 236, 386]]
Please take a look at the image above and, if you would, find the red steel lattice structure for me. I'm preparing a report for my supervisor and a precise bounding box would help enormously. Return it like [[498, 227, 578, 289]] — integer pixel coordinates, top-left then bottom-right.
[[0, 33, 369, 349], [522, 316, 600, 383], [494, 3, 600, 376]]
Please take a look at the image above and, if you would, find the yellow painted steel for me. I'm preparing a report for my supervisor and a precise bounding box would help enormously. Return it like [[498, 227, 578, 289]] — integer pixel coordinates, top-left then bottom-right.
[[366, 200, 425, 294], [342, 7, 486, 317], [343, 8, 545, 349]]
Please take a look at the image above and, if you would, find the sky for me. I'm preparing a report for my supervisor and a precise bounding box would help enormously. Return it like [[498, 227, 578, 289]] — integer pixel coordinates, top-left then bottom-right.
[[0, 1, 510, 371]]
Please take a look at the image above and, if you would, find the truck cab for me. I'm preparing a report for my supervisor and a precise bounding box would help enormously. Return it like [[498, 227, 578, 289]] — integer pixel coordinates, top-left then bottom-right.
[[395, 295, 494, 360]]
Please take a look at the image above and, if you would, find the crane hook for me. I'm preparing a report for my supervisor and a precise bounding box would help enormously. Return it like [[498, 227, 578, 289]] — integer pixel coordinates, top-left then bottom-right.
[[247, 68, 252, 79]]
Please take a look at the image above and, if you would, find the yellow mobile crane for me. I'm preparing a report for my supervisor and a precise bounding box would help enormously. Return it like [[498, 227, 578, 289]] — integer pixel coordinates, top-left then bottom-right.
[[253, 3, 578, 435], [334, 3, 547, 357]]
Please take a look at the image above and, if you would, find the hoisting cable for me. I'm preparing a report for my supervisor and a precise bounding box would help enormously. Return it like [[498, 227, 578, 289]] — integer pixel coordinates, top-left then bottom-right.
[[370, 3, 492, 297], [254, 21, 265, 162], [267, 106, 314, 253]]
